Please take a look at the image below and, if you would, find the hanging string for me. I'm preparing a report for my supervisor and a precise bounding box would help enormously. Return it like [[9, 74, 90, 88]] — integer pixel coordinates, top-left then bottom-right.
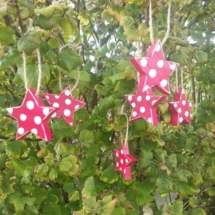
[[149, 0, 172, 45], [120, 105, 129, 148], [149, 0, 154, 44], [36, 48, 42, 96], [71, 70, 80, 93], [181, 69, 184, 89], [161, 0, 172, 45], [58, 69, 62, 91], [22, 51, 28, 91], [175, 68, 178, 90]]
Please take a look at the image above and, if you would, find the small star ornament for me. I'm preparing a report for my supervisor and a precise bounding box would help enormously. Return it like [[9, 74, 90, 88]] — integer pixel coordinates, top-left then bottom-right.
[[114, 142, 137, 180], [6, 88, 57, 141], [169, 88, 194, 126], [43, 86, 86, 127], [125, 88, 166, 125], [130, 39, 179, 95]]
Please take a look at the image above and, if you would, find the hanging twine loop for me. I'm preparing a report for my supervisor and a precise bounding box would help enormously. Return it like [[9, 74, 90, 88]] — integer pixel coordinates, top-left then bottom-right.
[[22, 51, 28, 92], [149, 0, 172, 45], [71, 70, 80, 93], [120, 105, 129, 148], [36, 48, 42, 96]]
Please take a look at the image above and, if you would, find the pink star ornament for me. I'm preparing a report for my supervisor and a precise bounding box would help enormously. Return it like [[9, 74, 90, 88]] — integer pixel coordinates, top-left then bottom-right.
[[114, 142, 137, 180], [130, 39, 179, 95], [169, 88, 194, 126], [43, 86, 85, 127], [125, 88, 166, 125], [6, 88, 57, 141]]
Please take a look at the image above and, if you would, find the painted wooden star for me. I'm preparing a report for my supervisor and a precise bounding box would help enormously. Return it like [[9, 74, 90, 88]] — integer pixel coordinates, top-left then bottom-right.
[[114, 142, 136, 180], [125, 88, 166, 125], [130, 39, 179, 95], [169, 88, 194, 126], [43, 86, 86, 127], [6, 88, 57, 141]]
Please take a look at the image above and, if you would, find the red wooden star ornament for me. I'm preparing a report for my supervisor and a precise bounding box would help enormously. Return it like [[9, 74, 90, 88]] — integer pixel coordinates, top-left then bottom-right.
[[6, 88, 57, 141], [169, 88, 194, 126], [43, 86, 85, 127], [125, 88, 166, 125], [114, 142, 137, 180], [130, 39, 179, 95]]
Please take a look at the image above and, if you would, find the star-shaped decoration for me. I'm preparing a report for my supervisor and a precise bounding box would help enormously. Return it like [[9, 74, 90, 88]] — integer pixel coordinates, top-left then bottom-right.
[[125, 88, 166, 125], [114, 142, 137, 180], [169, 88, 194, 126], [6, 88, 57, 141], [130, 39, 179, 95], [43, 86, 86, 127]]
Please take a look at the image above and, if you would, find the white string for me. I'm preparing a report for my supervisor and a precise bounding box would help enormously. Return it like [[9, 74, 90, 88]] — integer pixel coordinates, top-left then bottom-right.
[[120, 105, 129, 147], [162, 0, 172, 45], [181, 69, 184, 88], [58, 70, 62, 91], [22, 51, 28, 91], [71, 70, 80, 93], [175, 68, 178, 90], [149, 0, 154, 44], [149, 0, 172, 45], [36, 48, 42, 95]]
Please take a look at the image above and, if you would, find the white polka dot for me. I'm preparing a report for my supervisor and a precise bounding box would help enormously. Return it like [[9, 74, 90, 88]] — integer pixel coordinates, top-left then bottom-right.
[[70, 122, 73, 126], [140, 59, 147, 67], [178, 108, 182, 113], [160, 79, 168, 87], [75, 105, 80, 110], [51, 112, 57, 118], [131, 102, 136, 108], [144, 85, 150, 91], [26, 101, 34, 110], [55, 95, 60, 99], [157, 60, 164, 68], [137, 96, 142, 102], [174, 103, 177, 107], [45, 95, 49, 99], [31, 128, 38, 135], [148, 118, 152, 123], [7, 108, 13, 114], [182, 100, 186, 105], [179, 117, 183, 123], [146, 95, 150, 100], [43, 108, 49, 115], [34, 116, 42, 124], [124, 169, 126, 174], [182, 89, 185, 94], [18, 127, 24, 134], [149, 69, 157, 78], [20, 114, 27, 121], [140, 107, 145, 113], [116, 152, 119, 157], [189, 102, 192, 107], [121, 149, 124, 154], [185, 111, 189, 117], [120, 167, 122, 171], [133, 111, 137, 117], [116, 162, 119, 167], [156, 44, 161, 52], [128, 95, 132, 101], [126, 159, 128, 163], [120, 159, 124, 164], [53, 102, 59, 107], [64, 109, 71, 116], [65, 99, 71, 105], [65, 90, 70, 96], [170, 63, 176, 70]]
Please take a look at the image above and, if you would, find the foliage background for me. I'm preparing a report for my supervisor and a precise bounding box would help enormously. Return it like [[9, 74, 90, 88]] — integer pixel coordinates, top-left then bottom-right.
[[0, 0, 215, 214]]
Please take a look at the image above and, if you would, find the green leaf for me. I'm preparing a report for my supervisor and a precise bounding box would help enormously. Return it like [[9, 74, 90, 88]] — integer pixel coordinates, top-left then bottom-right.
[[156, 178, 173, 194], [68, 70, 91, 83], [49, 168, 58, 180], [63, 184, 74, 194], [111, 207, 126, 215], [5, 140, 27, 158], [58, 49, 83, 71], [189, 197, 198, 208], [166, 200, 183, 215], [120, 16, 134, 26], [195, 50, 208, 64], [100, 165, 118, 184], [185, 208, 206, 215], [79, 130, 94, 147], [82, 177, 96, 198], [170, 50, 189, 65], [17, 31, 41, 53], [96, 45, 109, 58], [0, 27, 14, 44], [173, 181, 200, 196], [59, 155, 79, 176], [100, 195, 117, 215]]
